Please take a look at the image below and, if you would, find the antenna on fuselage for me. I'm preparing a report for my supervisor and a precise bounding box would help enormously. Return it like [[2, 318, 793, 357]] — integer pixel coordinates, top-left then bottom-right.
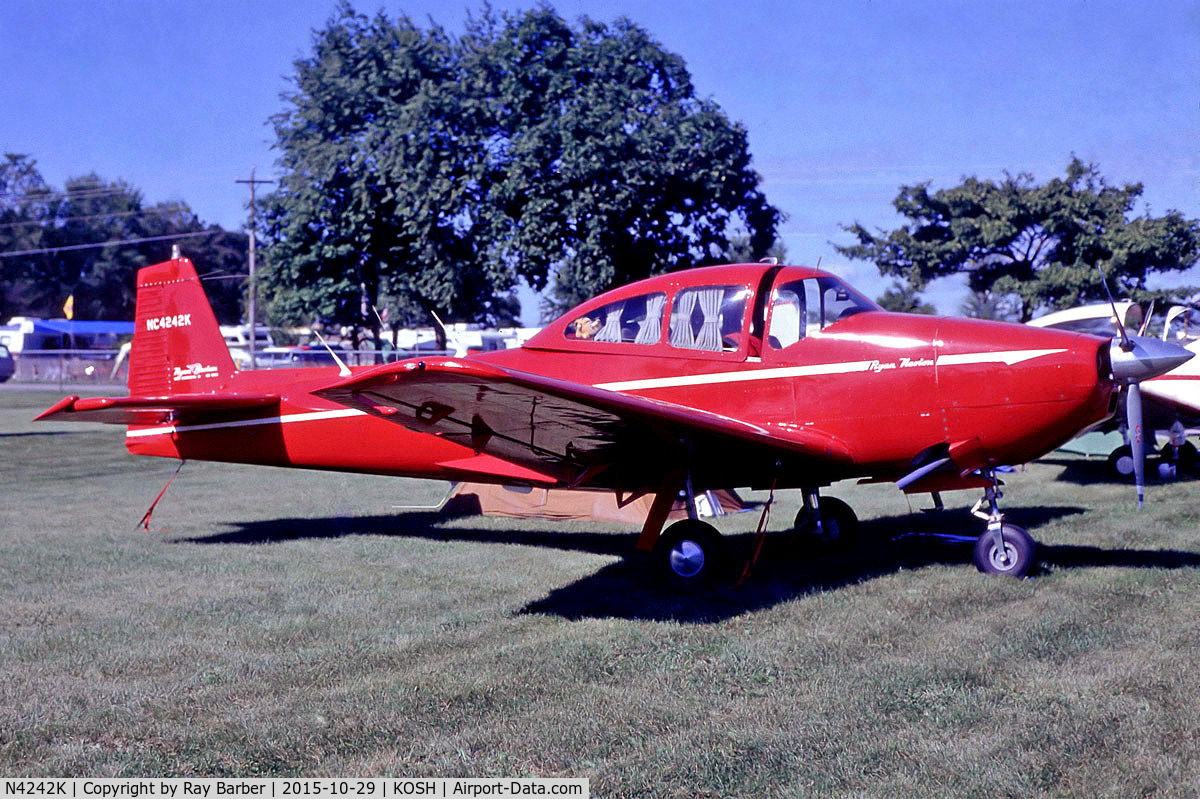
[[312, 328, 351, 377], [1096, 265, 1133, 352], [429, 308, 449, 353]]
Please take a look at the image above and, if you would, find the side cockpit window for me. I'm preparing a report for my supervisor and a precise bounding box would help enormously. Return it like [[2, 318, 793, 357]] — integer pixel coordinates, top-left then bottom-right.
[[565, 292, 666, 345], [768, 277, 877, 349], [668, 286, 749, 352]]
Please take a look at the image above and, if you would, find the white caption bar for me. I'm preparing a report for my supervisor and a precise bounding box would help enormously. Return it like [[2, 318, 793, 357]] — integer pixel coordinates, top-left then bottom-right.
[[0, 779, 588, 799]]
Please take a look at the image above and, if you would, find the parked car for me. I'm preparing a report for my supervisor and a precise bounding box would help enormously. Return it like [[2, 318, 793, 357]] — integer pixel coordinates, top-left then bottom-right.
[[259, 346, 340, 368], [0, 345, 14, 382]]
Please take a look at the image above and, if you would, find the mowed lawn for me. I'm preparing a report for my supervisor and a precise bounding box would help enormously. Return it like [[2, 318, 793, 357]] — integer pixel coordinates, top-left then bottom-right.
[[2, 389, 1199, 796]]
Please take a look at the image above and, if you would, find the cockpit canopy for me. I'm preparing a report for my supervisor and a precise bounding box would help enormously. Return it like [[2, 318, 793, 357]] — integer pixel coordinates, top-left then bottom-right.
[[529, 263, 880, 357], [1162, 306, 1200, 343]]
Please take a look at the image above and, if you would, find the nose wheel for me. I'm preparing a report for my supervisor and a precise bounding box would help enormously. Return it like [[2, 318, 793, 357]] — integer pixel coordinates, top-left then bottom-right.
[[973, 523, 1036, 576], [970, 483, 1037, 578]]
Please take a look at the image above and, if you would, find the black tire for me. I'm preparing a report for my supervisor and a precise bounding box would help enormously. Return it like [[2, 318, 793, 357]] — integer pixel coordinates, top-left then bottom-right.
[[973, 524, 1037, 577], [793, 496, 858, 550], [1107, 445, 1135, 478], [653, 519, 726, 586], [1160, 440, 1199, 469]]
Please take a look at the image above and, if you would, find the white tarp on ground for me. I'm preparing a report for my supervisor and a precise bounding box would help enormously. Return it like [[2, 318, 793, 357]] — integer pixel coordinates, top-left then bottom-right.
[[444, 483, 747, 525]]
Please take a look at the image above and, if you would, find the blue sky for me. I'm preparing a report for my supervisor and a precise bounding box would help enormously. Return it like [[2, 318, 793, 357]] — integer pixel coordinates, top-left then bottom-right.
[[2, 0, 1197, 322]]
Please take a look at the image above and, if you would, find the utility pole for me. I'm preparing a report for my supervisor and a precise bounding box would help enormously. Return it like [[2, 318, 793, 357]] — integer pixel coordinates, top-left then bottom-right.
[[235, 168, 274, 369]]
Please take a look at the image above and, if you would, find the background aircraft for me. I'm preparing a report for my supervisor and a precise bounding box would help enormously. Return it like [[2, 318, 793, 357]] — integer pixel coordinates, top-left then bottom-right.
[[1031, 302, 1200, 482], [38, 258, 1191, 582]]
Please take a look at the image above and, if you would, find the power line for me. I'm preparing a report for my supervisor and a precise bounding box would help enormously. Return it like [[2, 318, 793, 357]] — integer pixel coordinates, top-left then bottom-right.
[[0, 205, 190, 230], [0, 186, 131, 202], [0, 230, 214, 259]]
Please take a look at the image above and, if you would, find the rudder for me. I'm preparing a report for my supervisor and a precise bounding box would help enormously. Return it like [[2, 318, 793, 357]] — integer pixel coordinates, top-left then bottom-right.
[[128, 258, 236, 395]]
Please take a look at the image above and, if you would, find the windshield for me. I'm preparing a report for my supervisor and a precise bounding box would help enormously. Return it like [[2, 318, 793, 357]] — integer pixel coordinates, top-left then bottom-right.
[[1163, 307, 1200, 343], [767, 276, 878, 348]]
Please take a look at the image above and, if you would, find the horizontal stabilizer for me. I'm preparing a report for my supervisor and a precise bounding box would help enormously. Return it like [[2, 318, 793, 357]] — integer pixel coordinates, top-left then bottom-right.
[[35, 393, 280, 426]]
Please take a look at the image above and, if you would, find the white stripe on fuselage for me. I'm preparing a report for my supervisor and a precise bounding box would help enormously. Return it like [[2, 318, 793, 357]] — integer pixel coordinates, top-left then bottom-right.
[[124, 348, 1068, 438], [592, 349, 1067, 392]]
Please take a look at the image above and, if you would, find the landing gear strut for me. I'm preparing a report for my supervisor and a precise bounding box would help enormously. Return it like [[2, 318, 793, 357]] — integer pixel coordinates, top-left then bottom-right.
[[654, 518, 726, 585], [970, 481, 1036, 577], [650, 470, 727, 586], [793, 489, 857, 549]]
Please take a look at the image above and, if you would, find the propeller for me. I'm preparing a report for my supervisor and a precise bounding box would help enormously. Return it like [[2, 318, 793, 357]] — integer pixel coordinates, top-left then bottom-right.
[[1128, 376, 1145, 508], [1096, 270, 1193, 507]]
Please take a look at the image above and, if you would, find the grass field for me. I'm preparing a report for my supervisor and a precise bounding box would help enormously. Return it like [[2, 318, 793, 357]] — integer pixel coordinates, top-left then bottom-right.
[[3, 388, 1199, 795]]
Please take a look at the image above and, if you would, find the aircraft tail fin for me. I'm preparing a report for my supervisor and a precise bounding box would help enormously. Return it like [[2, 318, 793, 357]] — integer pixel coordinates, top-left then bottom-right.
[[128, 257, 236, 395]]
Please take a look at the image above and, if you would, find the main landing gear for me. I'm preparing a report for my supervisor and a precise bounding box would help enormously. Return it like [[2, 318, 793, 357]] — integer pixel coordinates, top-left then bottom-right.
[[793, 489, 858, 550], [644, 476, 1038, 587], [651, 473, 729, 586], [649, 483, 859, 587], [654, 518, 727, 585], [1108, 421, 1198, 479]]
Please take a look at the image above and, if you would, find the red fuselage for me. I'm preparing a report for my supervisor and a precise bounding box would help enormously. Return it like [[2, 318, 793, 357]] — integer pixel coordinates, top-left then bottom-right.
[[124, 264, 1115, 492]]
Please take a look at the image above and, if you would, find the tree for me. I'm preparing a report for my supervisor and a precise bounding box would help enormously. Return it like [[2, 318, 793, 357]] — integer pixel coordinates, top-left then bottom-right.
[[836, 158, 1200, 322], [875, 281, 935, 314], [260, 3, 782, 341], [463, 7, 782, 313], [959, 289, 1017, 321], [260, 7, 484, 348], [0, 154, 247, 322]]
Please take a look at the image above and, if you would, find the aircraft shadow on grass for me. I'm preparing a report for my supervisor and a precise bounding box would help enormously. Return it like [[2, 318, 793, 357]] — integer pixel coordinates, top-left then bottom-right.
[[0, 430, 89, 438], [176, 503, 1200, 624], [1039, 456, 1200, 488]]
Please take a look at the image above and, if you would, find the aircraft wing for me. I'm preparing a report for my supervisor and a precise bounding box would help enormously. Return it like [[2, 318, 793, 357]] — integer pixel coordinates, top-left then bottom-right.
[[1142, 377, 1200, 427], [314, 358, 855, 488], [35, 393, 280, 427]]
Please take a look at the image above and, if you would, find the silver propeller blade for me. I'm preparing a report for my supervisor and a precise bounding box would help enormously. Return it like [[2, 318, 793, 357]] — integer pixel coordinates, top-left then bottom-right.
[[1127, 382, 1145, 509]]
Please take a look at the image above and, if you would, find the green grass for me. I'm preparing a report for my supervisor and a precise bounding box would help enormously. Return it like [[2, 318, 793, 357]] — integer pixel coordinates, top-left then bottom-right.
[[2, 389, 1199, 795]]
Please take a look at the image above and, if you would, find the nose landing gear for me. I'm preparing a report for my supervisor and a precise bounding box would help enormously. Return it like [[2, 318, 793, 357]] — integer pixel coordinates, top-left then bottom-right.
[[970, 482, 1037, 577]]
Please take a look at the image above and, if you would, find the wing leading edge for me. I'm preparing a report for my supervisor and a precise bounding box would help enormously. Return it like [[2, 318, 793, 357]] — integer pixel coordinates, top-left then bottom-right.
[[314, 358, 855, 490]]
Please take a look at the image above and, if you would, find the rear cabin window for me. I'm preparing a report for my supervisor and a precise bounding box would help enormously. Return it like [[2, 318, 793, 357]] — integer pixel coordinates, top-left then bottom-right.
[[768, 277, 875, 349], [564, 292, 666, 345], [668, 286, 749, 352]]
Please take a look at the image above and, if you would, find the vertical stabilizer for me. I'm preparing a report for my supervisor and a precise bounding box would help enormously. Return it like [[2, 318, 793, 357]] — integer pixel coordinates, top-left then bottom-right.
[[128, 258, 236, 396]]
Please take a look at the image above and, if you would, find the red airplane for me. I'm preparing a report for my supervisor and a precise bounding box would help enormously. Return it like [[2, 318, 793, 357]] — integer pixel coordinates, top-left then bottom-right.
[[37, 257, 1192, 582]]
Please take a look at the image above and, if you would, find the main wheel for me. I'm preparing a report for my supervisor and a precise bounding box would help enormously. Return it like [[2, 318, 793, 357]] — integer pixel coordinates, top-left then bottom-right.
[[1107, 445, 1135, 478], [794, 496, 858, 549], [654, 519, 726, 586], [1160, 440, 1199, 469], [973, 524, 1036, 577]]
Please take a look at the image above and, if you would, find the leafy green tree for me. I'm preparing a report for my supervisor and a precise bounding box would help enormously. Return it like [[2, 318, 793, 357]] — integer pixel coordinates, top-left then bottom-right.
[[260, 3, 782, 340], [0, 154, 52, 319], [261, 7, 482, 347], [0, 155, 247, 322], [837, 158, 1200, 322], [875, 281, 935, 314], [959, 289, 1017, 321], [464, 7, 782, 313]]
